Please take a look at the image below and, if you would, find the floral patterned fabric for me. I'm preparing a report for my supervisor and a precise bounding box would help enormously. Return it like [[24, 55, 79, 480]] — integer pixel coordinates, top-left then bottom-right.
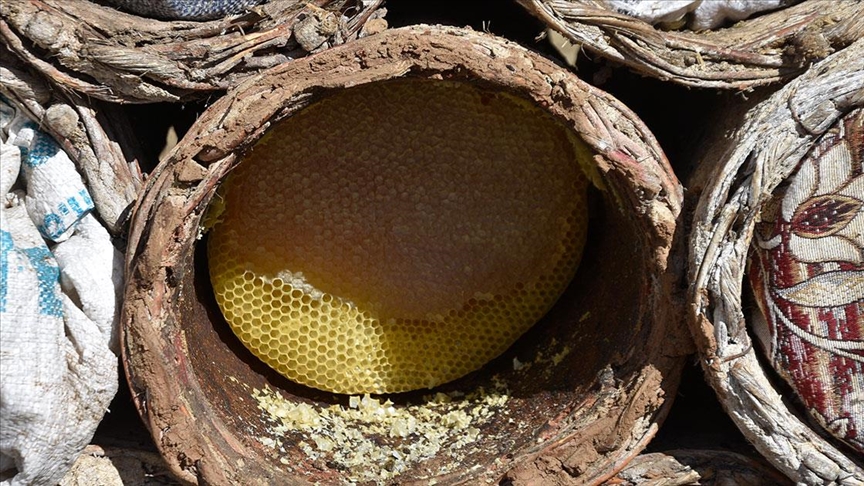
[[750, 107, 863, 455]]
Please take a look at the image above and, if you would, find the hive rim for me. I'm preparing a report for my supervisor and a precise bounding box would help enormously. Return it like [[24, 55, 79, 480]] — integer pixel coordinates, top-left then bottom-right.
[[687, 38, 864, 484], [122, 24, 686, 485]]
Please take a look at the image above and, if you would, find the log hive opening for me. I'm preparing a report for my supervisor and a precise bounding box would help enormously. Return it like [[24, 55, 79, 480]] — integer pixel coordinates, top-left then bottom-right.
[[122, 25, 685, 485], [206, 78, 591, 395]]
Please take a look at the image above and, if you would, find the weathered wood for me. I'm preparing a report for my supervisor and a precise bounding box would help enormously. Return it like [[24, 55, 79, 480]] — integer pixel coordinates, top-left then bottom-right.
[[123, 25, 688, 485], [611, 449, 792, 486], [0, 0, 385, 103], [688, 39, 864, 484], [519, 0, 864, 89]]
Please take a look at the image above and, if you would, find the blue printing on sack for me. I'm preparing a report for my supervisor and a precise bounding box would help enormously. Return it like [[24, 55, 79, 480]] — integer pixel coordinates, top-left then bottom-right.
[[21, 247, 64, 317], [0, 231, 63, 317], [15, 121, 95, 239], [0, 231, 12, 313], [19, 123, 59, 168], [39, 190, 94, 240]]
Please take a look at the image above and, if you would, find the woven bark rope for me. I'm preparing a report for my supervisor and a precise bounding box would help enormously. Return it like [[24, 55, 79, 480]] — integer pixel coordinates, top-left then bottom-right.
[[517, 0, 864, 89], [0, 0, 385, 103], [122, 25, 687, 485], [689, 38, 864, 484]]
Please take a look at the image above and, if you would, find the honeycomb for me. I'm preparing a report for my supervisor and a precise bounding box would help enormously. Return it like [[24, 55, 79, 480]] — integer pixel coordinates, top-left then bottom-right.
[[208, 79, 591, 394]]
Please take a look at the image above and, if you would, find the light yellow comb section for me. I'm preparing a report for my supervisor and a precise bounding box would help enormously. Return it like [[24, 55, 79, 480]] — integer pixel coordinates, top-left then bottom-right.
[[208, 79, 590, 394]]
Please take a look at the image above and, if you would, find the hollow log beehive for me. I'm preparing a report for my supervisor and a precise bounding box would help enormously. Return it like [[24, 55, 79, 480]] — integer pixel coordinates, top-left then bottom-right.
[[688, 38, 864, 484], [121, 25, 687, 485], [518, 0, 864, 90]]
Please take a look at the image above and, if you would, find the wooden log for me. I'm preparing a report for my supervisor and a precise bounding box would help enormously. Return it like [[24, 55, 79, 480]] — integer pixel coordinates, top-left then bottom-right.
[[0, 0, 386, 104], [122, 25, 688, 485], [688, 38, 864, 484], [610, 449, 791, 485], [518, 0, 864, 89]]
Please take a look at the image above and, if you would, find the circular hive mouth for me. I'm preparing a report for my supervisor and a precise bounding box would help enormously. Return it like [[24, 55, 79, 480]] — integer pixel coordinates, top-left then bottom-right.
[[122, 26, 685, 485], [206, 78, 590, 394]]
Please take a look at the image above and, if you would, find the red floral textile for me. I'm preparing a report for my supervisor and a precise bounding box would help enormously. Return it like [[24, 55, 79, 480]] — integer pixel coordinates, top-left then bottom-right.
[[749, 108, 864, 455]]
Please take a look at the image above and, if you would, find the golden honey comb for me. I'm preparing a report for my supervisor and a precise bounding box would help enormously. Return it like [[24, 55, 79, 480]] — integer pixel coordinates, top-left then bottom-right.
[[208, 79, 590, 394]]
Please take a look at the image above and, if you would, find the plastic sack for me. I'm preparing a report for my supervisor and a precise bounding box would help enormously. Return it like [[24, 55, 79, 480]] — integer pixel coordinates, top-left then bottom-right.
[[0, 99, 122, 486]]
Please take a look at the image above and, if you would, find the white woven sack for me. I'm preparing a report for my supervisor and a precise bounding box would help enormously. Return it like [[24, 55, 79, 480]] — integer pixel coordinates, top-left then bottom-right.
[[0, 100, 122, 486]]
